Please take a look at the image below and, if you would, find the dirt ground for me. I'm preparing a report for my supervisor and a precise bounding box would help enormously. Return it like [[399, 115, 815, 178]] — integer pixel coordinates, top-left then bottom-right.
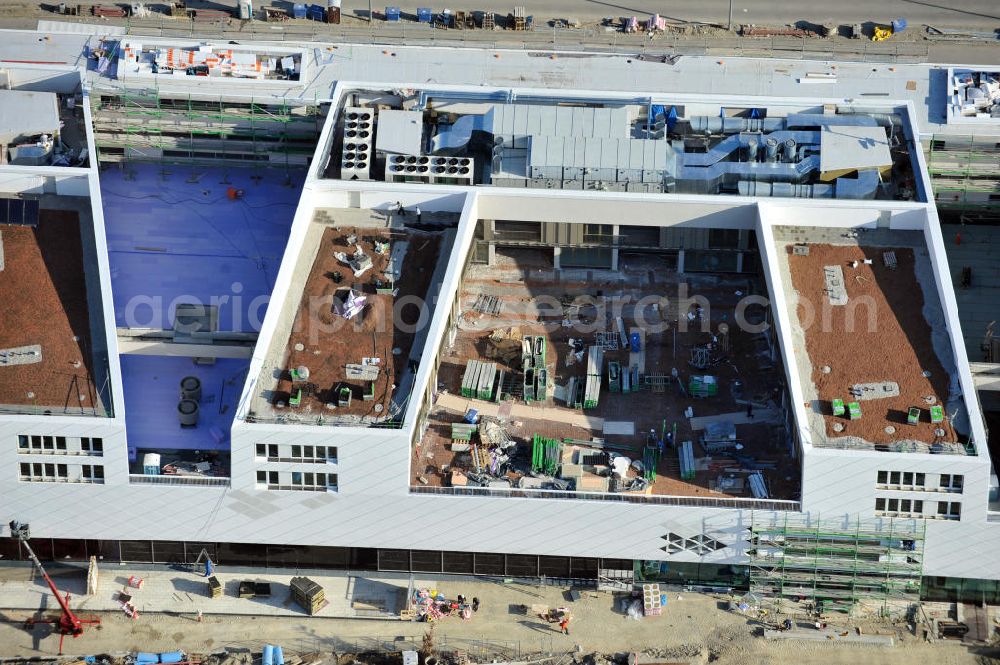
[[787, 244, 957, 446], [0, 579, 994, 665], [273, 226, 441, 420], [0, 210, 98, 411], [416, 249, 798, 500]]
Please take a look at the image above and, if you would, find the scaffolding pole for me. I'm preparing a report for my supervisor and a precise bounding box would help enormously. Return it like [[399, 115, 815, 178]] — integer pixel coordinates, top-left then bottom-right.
[[747, 513, 925, 614]]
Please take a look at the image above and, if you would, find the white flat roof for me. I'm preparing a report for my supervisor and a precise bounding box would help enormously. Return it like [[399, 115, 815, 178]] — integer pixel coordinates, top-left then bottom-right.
[[0, 90, 59, 143], [819, 126, 892, 174], [375, 109, 424, 155]]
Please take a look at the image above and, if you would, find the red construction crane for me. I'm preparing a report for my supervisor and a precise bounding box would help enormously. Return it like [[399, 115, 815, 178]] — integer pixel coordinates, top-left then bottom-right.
[[9, 521, 100, 654]]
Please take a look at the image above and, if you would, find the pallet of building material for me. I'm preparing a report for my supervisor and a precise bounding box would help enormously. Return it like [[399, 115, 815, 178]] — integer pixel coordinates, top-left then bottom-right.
[[461, 359, 480, 397], [533, 336, 546, 365], [630, 366, 641, 393], [574, 378, 585, 408], [191, 8, 232, 20], [510, 5, 526, 29], [586, 346, 604, 377], [883, 251, 897, 270], [703, 420, 737, 442], [621, 364, 631, 393], [565, 377, 579, 407], [615, 317, 628, 347], [608, 361, 621, 393], [679, 440, 696, 480], [451, 422, 477, 442], [748, 471, 769, 499], [930, 405, 945, 423], [642, 583, 662, 610], [583, 373, 601, 409], [522, 336, 535, 370], [473, 293, 502, 315], [688, 375, 718, 398], [92, 5, 127, 16], [477, 362, 497, 400], [290, 576, 326, 615], [523, 367, 536, 402], [701, 438, 740, 454], [531, 434, 561, 475], [535, 368, 548, 401], [493, 369, 505, 402], [346, 363, 379, 381], [487, 327, 522, 363], [482, 11, 495, 29]]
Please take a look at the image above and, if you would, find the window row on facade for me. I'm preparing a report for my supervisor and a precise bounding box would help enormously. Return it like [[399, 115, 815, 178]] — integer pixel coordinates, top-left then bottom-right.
[[19, 462, 105, 483], [255, 443, 337, 464], [875, 498, 961, 519], [875, 470, 963, 493], [255, 470, 337, 491], [18, 434, 104, 455]]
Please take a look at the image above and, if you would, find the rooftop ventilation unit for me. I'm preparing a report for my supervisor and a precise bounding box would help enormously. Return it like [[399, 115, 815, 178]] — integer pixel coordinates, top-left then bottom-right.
[[385, 155, 474, 185], [341, 107, 374, 181]]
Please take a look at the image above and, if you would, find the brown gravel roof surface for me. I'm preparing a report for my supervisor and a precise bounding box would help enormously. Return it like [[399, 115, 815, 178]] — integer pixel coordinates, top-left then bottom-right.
[[0, 210, 98, 411], [787, 243, 957, 445], [273, 226, 441, 419]]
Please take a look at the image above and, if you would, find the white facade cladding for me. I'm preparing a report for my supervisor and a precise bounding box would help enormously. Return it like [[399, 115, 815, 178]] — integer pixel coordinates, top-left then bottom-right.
[[0, 35, 998, 586]]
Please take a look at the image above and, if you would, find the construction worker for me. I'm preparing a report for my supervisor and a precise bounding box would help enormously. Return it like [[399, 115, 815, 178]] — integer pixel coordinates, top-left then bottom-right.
[[559, 615, 571, 635]]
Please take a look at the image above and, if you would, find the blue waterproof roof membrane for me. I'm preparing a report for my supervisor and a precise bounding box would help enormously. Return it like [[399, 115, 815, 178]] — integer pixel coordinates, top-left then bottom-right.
[[101, 164, 303, 332]]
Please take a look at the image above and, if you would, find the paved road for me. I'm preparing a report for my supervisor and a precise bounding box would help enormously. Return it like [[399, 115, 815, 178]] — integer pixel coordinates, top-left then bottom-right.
[[333, 0, 1000, 29]]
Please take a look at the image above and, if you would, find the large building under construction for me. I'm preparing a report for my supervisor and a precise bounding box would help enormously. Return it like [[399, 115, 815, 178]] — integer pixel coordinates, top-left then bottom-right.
[[1, 28, 999, 609]]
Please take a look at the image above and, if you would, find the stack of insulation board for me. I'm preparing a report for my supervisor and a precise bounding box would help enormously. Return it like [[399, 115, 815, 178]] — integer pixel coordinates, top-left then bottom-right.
[[678, 440, 696, 480], [461, 360, 496, 400], [290, 576, 326, 615], [642, 583, 662, 616], [584, 346, 603, 409]]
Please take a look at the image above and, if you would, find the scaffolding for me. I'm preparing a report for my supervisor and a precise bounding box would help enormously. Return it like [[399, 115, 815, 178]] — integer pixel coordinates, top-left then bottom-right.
[[926, 134, 1000, 212], [90, 87, 323, 170], [747, 513, 925, 615]]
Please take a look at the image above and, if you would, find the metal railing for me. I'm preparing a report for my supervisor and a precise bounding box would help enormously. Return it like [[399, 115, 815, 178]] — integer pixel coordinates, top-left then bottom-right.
[[411, 484, 800, 511], [128, 474, 231, 487], [0, 403, 111, 418]]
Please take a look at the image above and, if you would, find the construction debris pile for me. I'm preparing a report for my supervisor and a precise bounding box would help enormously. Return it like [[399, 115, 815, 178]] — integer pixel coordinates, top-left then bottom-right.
[[116, 41, 302, 81], [948, 70, 1000, 121], [408, 587, 479, 622]]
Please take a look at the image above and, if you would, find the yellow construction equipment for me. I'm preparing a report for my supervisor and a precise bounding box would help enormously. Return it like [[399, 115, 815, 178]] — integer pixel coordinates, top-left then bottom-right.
[[872, 18, 907, 42], [872, 26, 893, 41]]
